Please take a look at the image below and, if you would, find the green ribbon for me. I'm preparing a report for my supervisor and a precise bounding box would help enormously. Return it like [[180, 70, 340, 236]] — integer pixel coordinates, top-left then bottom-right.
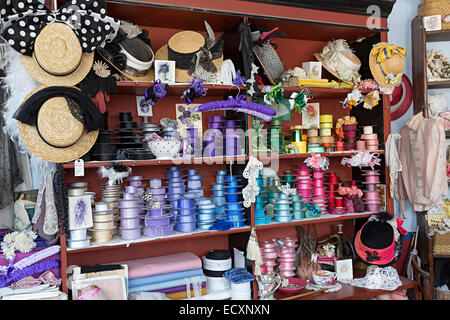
[[267, 85, 284, 104]]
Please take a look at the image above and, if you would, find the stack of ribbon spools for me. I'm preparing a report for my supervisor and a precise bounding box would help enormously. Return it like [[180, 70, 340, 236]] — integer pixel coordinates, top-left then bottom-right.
[[278, 237, 298, 277], [175, 196, 197, 233], [99, 183, 122, 235], [204, 116, 224, 157], [273, 192, 292, 223], [186, 127, 202, 157], [325, 172, 345, 214], [195, 197, 216, 230], [202, 250, 232, 293], [260, 240, 277, 274], [290, 125, 306, 154], [165, 166, 185, 221], [311, 168, 327, 214], [119, 185, 144, 240], [360, 125, 379, 151], [362, 169, 382, 212], [89, 113, 116, 161], [281, 170, 294, 188], [307, 128, 323, 153], [254, 173, 271, 225], [295, 164, 311, 203], [66, 184, 93, 249], [212, 170, 227, 220], [224, 175, 246, 228], [268, 119, 283, 154], [319, 114, 334, 152], [186, 169, 204, 198], [342, 123, 357, 151], [224, 119, 241, 156], [290, 194, 304, 220], [144, 178, 174, 237]]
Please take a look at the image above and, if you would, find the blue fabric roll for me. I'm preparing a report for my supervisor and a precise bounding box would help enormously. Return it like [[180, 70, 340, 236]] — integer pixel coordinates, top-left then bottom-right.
[[129, 268, 203, 288], [129, 274, 206, 293]]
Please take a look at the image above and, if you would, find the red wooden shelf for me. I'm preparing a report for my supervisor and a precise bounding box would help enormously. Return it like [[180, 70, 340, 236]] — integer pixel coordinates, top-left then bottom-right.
[[426, 29, 450, 42], [427, 80, 450, 89], [256, 86, 372, 99], [254, 150, 385, 161]]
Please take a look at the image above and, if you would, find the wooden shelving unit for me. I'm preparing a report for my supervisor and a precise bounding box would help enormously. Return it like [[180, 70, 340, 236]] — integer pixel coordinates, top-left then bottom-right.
[[56, 0, 402, 299]]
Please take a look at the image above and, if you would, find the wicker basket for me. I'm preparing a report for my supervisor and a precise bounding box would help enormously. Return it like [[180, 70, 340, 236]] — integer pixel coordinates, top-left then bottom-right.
[[433, 231, 450, 254], [418, 0, 450, 30], [434, 287, 450, 300]]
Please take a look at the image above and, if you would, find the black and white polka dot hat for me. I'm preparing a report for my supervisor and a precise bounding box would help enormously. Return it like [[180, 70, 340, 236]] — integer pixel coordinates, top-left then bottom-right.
[[0, 0, 120, 86]]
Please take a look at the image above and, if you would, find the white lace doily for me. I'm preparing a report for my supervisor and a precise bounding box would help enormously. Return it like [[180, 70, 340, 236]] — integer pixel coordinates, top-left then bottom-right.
[[33, 164, 58, 235], [339, 266, 402, 291], [306, 280, 342, 293]]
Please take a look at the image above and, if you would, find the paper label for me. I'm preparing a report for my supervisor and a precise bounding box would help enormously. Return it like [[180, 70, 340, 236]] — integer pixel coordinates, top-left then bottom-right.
[[74, 159, 84, 177]]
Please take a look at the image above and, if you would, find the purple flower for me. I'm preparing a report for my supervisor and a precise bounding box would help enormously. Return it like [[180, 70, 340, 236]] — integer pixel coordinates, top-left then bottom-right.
[[233, 70, 247, 87], [190, 77, 207, 97], [153, 79, 167, 99], [74, 199, 87, 226]]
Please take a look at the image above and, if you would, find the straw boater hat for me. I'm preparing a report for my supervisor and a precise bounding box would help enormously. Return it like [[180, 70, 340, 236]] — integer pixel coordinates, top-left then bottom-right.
[[154, 26, 224, 83], [20, 23, 94, 87], [369, 42, 407, 89], [16, 86, 101, 163], [314, 39, 362, 85]]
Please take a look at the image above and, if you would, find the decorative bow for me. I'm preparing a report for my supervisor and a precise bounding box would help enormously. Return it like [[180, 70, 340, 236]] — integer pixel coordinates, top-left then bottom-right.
[[289, 90, 311, 114], [0, 0, 120, 56], [264, 84, 284, 106], [304, 153, 329, 170], [371, 43, 407, 85]]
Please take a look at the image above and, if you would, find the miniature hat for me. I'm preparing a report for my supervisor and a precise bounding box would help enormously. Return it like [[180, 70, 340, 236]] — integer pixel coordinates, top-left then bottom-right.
[[354, 212, 407, 267], [154, 21, 224, 83], [14, 86, 103, 163], [98, 21, 155, 81], [314, 39, 362, 85], [1, 0, 120, 86], [390, 74, 413, 120], [369, 42, 407, 89]]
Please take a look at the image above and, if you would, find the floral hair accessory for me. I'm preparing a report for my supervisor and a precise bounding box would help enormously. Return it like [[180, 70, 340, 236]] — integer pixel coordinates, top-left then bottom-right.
[[263, 84, 284, 106], [1, 230, 38, 261], [304, 153, 329, 170], [233, 70, 247, 87], [289, 89, 312, 114], [338, 185, 363, 198], [341, 151, 381, 170], [145, 79, 169, 106], [181, 77, 208, 105], [342, 88, 363, 110]]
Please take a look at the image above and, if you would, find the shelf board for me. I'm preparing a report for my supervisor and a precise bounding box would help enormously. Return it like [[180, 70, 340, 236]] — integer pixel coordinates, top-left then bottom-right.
[[427, 80, 450, 89], [66, 226, 252, 254], [255, 212, 375, 231], [257, 85, 369, 99], [255, 150, 385, 161], [433, 253, 450, 259], [115, 81, 245, 96], [426, 29, 450, 42], [63, 155, 249, 169]]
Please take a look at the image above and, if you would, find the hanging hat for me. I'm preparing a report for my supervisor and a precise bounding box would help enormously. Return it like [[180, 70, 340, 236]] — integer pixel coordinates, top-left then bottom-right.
[[14, 86, 103, 163], [154, 21, 224, 83], [369, 42, 407, 89], [354, 212, 407, 267], [98, 21, 155, 82], [314, 39, 362, 85], [390, 74, 413, 120], [0, 0, 120, 86]]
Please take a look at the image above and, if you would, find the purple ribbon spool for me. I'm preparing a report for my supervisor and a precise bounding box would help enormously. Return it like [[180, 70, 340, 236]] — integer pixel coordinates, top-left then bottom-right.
[[122, 193, 136, 200], [145, 214, 171, 227], [178, 208, 196, 216], [167, 178, 184, 185], [168, 186, 185, 194], [119, 199, 141, 208], [224, 120, 238, 127], [175, 222, 196, 233], [166, 170, 181, 179], [208, 122, 223, 129], [120, 227, 142, 240], [209, 116, 225, 122], [149, 178, 162, 188], [186, 169, 198, 176], [168, 166, 180, 172], [167, 193, 182, 200], [148, 207, 164, 216], [187, 180, 202, 189], [128, 175, 144, 181], [149, 187, 165, 195], [177, 198, 195, 209], [120, 207, 142, 218], [120, 217, 141, 229], [129, 180, 143, 187], [143, 224, 174, 237], [125, 186, 137, 194], [177, 213, 197, 223], [151, 195, 165, 202]]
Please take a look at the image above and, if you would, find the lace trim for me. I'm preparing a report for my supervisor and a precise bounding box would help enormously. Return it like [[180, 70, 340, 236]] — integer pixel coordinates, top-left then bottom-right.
[[340, 266, 402, 291], [242, 156, 263, 208], [66, 97, 84, 124]]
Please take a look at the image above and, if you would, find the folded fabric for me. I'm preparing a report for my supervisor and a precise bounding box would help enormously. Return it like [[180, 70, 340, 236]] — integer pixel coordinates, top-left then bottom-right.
[[185, 288, 231, 300], [128, 275, 206, 293], [10, 271, 61, 289], [166, 287, 207, 300], [222, 268, 255, 284], [119, 252, 202, 279], [129, 268, 203, 288], [153, 281, 206, 294]]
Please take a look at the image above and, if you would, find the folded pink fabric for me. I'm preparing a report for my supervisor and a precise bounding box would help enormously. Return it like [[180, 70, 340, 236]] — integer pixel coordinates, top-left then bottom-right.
[[118, 252, 202, 279]]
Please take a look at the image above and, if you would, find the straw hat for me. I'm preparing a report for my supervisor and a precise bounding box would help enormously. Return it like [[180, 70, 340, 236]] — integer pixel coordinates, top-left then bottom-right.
[[20, 23, 94, 87], [314, 39, 361, 85], [154, 30, 223, 83], [17, 86, 99, 163], [369, 42, 407, 89]]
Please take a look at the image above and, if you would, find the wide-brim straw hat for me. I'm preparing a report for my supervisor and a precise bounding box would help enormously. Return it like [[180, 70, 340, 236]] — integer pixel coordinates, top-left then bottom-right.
[[20, 22, 94, 87], [17, 86, 99, 163], [314, 40, 361, 85], [154, 30, 223, 83], [253, 42, 284, 85], [369, 42, 406, 89]]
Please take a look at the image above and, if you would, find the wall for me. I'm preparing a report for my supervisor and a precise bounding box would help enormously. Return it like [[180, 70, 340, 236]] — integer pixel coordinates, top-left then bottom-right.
[[388, 0, 450, 232]]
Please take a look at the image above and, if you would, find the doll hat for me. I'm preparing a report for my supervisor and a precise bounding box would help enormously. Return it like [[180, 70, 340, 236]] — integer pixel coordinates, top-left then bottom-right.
[[390, 74, 413, 120], [354, 212, 407, 267], [369, 42, 407, 89], [15, 86, 103, 163], [314, 39, 362, 85], [154, 21, 224, 83], [1, 0, 120, 86]]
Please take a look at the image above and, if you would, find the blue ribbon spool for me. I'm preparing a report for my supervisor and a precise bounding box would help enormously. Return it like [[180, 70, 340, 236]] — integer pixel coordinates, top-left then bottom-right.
[[224, 175, 238, 181], [225, 194, 239, 203], [189, 189, 204, 197], [167, 193, 182, 200], [197, 213, 216, 221], [226, 180, 239, 187], [255, 217, 271, 225], [274, 209, 292, 216], [215, 206, 225, 214], [167, 171, 181, 178], [293, 211, 305, 220], [291, 195, 302, 202], [216, 176, 225, 184], [228, 220, 246, 228], [215, 214, 227, 220], [255, 203, 266, 210], [187, 174, 203, 181], [197, 223, 215, 230], [274, 215, 292, 223], [168, 166, 180, 172], [166, 181, 184, 188], [177, 198, 195, 209], [226, 208, 245, 215], [217, 170, 227, 176], [177, 208, 196, 216], [186, 169, 197, 176], [212, 184, 224, 191], [168, 186, 185, 194], [176, 213, 197, 223], [184, 192, 197, 199], [175, 221, 196, 232], [225, 202, 243, 210], [291, 202, 302, 210], [197, 203, 215, 210], [213, 197, 226, 206], [278, 193, 289, 200], [275, 203, 290, 210], [167, 178, 184, 185], [254, 209, 266, 218], [213, 190, 225, 197], [195, 197, 211, 205], [187, 180, 202, 189], [226, 214, 244, 221]]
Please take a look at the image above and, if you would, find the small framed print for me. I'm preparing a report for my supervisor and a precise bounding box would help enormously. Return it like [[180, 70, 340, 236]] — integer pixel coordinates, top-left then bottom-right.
[[136, 96, 153, 117], [13, 189, 38, 231], [68, 195, 93, 230], [335, 259, 353, 281], [302, 102, 320, 129], [155, 60, 175, 84], [423, 15, 442, 31]]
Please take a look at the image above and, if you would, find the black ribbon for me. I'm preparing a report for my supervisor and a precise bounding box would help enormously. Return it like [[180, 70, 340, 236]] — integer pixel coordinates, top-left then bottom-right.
[[14, 86, 103, 134]]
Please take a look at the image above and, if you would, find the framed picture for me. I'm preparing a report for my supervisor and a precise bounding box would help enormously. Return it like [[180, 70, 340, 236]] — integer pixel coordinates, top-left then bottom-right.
[[136, 96, 153, 117], [302, 102, 320, 129], [335, 259, 353, 281], [13, 189, 38, 231], [423, 15, 442, 31], [68, 195, 93, 230], [155, 60, 175, 84]]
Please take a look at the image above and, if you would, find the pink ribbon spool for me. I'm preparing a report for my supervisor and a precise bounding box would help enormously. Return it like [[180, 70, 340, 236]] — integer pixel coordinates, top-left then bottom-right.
[[363, 126, 373, 135], [263, 259, 277, 267], [312, 179, 324, 187], [260, 240, 276, 249], [365, 203, 381, 212], [262, 252, 277, 259], [361, 133, 378, 140], [365, 199, 381, 204], [364, 191, 380, 200], [365, 175, 380, 183], [356, 140, 366, 150], [366, 145, 379, 151], [313, 172, 324, 180], [365, 139, 379, 146], [296, 164, 308, 171], [363, 170, 379, 175], [365, 184, 378, 192], [312, 187, 325, 196], [344, 130, 356, 138], [295, 170, 310, 176], [297, 190, 311, 197], [327, 176, 339, 184], [279, 262, 295, 270], [279, 270, 296, 277]]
